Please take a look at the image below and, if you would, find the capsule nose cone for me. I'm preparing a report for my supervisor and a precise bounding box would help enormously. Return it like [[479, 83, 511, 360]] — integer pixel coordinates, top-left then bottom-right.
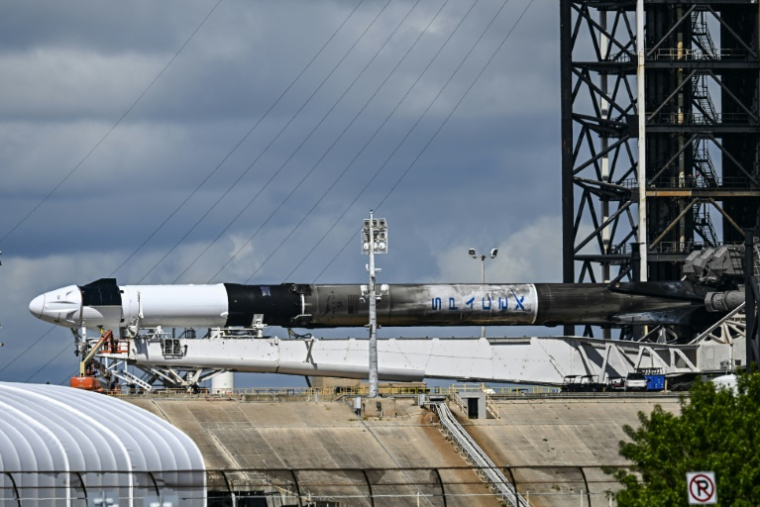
[[29, 294, 45, 319]]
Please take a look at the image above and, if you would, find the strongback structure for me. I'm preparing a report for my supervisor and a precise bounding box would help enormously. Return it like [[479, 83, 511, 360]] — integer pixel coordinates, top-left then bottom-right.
[[561, 0, 760, 338]]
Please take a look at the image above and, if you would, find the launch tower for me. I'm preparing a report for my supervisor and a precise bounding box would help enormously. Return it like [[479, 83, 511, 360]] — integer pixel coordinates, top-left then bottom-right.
[[561, 0, 760, 337]]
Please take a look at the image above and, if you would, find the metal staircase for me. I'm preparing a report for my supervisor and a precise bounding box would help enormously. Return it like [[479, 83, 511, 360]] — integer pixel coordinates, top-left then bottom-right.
[[693, 201, 719, 246], [691, 11, 717, 59], [692, 138, 718, 188], [691, 75, 718, 124], [688, 11, 720, 250], [105, 365, 153, 392], [433, 402, 526, 507]]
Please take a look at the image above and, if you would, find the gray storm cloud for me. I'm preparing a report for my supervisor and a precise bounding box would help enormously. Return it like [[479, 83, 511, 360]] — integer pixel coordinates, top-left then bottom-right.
[[0, 0, 557, 385]]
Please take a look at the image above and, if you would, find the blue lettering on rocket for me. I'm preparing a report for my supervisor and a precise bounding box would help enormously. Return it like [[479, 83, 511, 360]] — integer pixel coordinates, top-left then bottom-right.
[[482, 297, 492, 310], [432, 297, 442, 310], [465, 297, 475, 309], [498, 297, 508, 310], [448, 298, 458, 310], [511, 290, 525, 311]]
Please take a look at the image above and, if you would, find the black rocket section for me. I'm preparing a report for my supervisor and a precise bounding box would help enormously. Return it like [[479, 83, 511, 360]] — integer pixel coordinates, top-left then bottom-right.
[[215, 281, 721, 330], [223, 283, 301, 327], [534, 283, 704, 327]]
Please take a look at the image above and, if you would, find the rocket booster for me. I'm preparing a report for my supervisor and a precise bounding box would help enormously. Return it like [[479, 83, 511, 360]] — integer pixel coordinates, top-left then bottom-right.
[[28, 278, 740, 330]]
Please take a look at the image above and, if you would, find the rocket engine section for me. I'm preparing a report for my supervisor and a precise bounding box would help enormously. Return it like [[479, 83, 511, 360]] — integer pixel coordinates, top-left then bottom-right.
[[29, 278, 742, 332]]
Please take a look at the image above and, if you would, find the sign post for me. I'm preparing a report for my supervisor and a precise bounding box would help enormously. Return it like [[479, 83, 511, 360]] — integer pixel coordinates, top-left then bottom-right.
[[687, 472, 717, 505]]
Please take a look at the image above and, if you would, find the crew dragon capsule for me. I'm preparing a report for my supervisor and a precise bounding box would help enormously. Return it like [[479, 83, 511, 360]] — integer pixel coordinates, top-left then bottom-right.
[[29, 278, 742, 331]]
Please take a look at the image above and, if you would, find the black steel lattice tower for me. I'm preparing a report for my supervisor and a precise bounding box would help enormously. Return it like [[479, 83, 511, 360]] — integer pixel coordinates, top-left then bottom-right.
[[561, 0, 760, 338]]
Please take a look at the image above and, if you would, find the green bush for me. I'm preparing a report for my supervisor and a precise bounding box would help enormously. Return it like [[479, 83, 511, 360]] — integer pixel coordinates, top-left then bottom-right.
[[609, 373, 760, 506]]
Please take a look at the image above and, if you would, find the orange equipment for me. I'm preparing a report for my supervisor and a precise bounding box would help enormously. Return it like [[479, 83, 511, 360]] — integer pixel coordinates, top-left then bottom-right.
[[70, 330, 112, 391]]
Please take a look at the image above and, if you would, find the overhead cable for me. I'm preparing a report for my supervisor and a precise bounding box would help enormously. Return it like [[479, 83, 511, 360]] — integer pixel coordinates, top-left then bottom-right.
[[0, 0, 226, 378], [7, 0, 369, 381], [24, 340, 71, 383], [0, 0, 223, 246], [284, 0, 514, 282], [143, 0, 401, 283], [111, 0, 367, 279], [313, 0, 535, 283], [204, 0, 467, 283], [0, 328, 54, 375], [240, 0, 480, 284]]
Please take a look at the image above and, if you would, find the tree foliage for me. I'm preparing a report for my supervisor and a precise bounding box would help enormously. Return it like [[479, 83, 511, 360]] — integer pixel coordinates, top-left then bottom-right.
[[610, 373, 760, 506]]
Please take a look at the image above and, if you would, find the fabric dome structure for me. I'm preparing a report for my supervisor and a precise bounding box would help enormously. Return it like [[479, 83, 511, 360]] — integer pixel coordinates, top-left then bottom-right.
[[0, 382, 205, 506]]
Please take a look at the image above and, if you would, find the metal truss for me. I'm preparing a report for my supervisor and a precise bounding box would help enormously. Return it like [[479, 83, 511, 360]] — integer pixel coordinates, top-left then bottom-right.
[[562, 0, 641, 338], [561, 0, 760, 339], [92, 328, 235, 391], [95, 352, 230, 392]]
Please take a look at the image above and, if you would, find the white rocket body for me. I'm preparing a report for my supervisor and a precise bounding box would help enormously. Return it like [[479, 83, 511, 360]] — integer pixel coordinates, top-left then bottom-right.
[[29, 283, 228, 329]]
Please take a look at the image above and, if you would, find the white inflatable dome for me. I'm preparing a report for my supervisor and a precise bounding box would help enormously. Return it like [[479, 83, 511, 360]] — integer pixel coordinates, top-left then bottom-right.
[[0, 382, 205, 506]]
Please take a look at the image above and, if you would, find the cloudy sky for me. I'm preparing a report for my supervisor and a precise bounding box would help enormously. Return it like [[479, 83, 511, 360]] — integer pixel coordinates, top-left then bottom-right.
[[0, 0, 564, 386]]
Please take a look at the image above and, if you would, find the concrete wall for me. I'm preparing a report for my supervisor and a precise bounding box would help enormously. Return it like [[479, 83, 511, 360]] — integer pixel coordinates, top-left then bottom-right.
[[127, 397, 499, 507], [125, 394, 680, 507], [461, 396, 680, 466], [455, 395, 682, 507]]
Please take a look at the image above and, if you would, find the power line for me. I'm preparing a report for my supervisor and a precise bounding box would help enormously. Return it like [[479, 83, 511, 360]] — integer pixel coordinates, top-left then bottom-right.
[[110, 0, 367, 279], [8, 0, 371, 382], [0, 327, 54, 375], [283, 0, 514, 282], [313, 0, 535, 283], [24, 339, 72, 383], [0, 1, 227, 379], [206, 0, 467, 283], [0, 0, 274, 379], [135, 0, 391, 283], [18, 0, 535, 382], [241, 0, 476, 284], [0, 0, 223, 246], [169, 0, 417, 283]]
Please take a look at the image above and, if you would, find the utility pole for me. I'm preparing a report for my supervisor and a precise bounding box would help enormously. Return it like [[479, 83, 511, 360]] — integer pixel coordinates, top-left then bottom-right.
[[362, 212, 387, 398]]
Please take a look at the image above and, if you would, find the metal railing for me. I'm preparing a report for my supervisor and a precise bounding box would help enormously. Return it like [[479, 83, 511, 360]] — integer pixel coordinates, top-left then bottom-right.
[[649, 47, 750, 60], [449, 390, 467, 415], [110, 383, 561, 399], [648, 112, 755, 125], [594, 241, 732, 256], [447, 383, 559, 395], [648, 241, 708, 255], [435, 404, 529, 507], [485, 394, 501, 419], [623, 176, 754, 189]]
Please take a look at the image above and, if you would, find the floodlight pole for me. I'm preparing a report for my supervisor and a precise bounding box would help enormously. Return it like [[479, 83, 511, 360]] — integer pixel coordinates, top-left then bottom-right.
[[469, 248, 497, 339], [480, 255, 486, 339], [362, 211, 387, 398], [368, 210, 379, 398]]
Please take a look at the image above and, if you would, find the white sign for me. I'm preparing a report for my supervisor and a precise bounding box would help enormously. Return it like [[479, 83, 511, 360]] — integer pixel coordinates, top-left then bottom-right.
[[687, 472, 717, 505]]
